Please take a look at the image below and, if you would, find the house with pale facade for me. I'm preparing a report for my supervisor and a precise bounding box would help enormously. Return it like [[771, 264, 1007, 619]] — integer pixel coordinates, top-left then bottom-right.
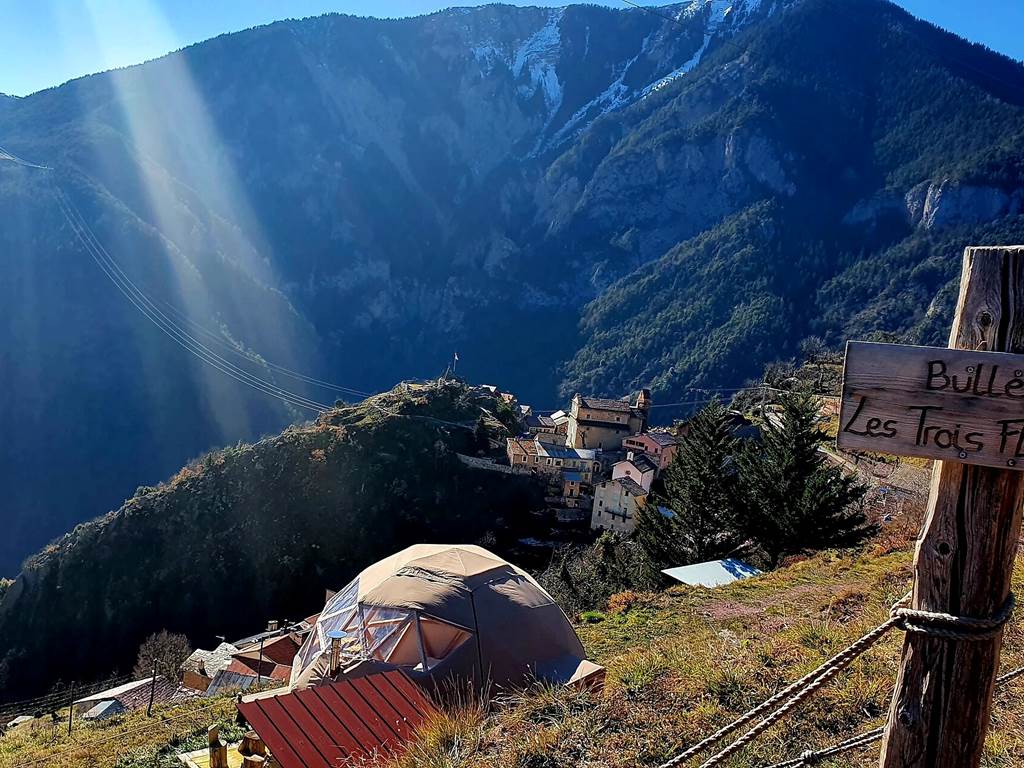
[[621, 430, 681, 470], [590, 477, 648, 534], [611, 453, 658, 492], [566, 390, 652, 450]]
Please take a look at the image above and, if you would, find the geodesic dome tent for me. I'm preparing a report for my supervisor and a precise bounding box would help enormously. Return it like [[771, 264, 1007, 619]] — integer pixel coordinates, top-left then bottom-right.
[[290, 545, 600, 693]]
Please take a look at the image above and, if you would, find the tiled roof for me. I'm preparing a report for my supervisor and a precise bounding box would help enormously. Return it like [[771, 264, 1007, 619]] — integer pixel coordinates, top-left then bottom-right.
[[506, 437, 539, 456], [615, 477, 647, 497], [74, 677, 154, 707], [237, 670, 438, 768], [235, 634, 301, 666], [630, 454, 658, 473], [647, 431, 681, 446], [206, 656, 292, 697], [578, 396, 632, 412], [231, 620, 313, 648], [75, 676, 198, 712]]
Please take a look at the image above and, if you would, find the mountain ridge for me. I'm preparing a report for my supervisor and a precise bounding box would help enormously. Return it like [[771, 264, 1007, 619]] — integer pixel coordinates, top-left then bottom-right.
[[2, 0, 1024, 575]]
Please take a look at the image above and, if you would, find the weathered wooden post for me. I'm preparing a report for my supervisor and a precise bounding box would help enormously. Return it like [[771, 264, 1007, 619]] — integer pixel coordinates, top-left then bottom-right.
[[876, 246, 1024, 767], [209, 724, 229, 768], [859, 246, 1024, 768]]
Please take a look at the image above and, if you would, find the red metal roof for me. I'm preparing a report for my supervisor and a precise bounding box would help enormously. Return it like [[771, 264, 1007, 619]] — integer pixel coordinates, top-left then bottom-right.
[[237, 670, 437, 767]]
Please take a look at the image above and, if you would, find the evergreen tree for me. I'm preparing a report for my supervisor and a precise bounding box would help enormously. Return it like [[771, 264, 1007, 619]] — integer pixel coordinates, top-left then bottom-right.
[[637, 400, 744, 569], [737, 391, 872, 567], [473, 415, 490, 453]]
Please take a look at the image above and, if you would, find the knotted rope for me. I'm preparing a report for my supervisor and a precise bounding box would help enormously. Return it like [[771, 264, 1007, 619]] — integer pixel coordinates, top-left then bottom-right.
[[660, 591, 1016, 768]]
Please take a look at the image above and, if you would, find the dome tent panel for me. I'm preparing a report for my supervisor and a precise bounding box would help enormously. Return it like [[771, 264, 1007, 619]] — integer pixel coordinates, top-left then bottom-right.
[[473, 574, 586, 687], [291, 545, 599, 694]]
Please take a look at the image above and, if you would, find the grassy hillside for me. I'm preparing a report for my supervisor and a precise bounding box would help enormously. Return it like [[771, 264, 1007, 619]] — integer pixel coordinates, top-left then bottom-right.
[[7, 538, 1024, 768], [0, 382, 543, 698]]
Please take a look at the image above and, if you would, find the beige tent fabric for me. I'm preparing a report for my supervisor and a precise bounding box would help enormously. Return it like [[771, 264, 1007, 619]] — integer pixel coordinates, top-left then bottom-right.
[[291, 545, 595, 693]]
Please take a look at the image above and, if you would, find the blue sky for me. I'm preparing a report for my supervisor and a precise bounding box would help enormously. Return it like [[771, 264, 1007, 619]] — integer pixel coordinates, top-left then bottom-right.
[[0, 0, 1021, 97]]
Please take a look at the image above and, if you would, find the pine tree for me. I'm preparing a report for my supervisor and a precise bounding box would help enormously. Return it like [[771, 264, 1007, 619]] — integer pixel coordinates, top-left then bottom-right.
[[737, 391, 872, 567], [472, 415, 490, 453], [637, 400, 744, 569]]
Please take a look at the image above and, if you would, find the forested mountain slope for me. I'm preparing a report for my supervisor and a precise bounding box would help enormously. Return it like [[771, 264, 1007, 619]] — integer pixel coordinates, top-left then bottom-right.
[[2, 0, 1024, 574], [0, 383, 542, 696]]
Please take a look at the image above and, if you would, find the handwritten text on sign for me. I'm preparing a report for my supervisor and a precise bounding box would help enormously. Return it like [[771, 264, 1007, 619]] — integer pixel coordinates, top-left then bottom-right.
[[838, 341, 1024, 470]]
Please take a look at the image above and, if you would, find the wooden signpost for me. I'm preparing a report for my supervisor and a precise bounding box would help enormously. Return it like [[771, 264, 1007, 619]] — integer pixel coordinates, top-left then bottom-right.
[[838, 246, 1024, 768], [839, 341, 1024, 469]]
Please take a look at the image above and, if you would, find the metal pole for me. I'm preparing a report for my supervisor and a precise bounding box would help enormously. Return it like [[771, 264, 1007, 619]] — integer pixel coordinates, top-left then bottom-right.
[[67, 682, 74, 737], [257, 636, 265, 686], [147, 658, 157, 716]]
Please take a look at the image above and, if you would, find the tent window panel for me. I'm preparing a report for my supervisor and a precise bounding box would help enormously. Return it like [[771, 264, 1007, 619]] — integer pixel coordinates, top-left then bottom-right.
[[362, 607, 414, 655], [418, 616, 472, 666], [375, 623, 421, 666], [297, 634, 322, 670], [320, 578, 360, 622]]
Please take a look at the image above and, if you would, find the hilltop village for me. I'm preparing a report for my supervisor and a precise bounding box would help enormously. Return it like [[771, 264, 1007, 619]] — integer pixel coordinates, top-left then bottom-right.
[[491, 387, 753, 535]]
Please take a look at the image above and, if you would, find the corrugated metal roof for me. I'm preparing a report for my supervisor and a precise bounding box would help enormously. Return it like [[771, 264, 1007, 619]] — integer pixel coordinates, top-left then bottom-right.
[[661, 559, 761, 587], [237, 670, 437, 768]]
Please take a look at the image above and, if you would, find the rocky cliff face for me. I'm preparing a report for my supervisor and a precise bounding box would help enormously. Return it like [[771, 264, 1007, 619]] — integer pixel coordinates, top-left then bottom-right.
[[2, 0, 1024, 572], [904, 180, 1024, 230]]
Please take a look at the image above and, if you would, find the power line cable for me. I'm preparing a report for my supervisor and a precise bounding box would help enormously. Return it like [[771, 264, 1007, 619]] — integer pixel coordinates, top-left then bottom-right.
[[54, 188, 333, 413], [153, 298, 373, 398]]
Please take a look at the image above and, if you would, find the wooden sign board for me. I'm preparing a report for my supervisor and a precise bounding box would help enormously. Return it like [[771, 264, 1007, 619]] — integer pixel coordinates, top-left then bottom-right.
[[838, 341, 1024, 470]]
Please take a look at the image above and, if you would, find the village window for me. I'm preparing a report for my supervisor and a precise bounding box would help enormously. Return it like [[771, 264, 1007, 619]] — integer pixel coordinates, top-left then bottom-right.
[[555, 459, 562, 466]]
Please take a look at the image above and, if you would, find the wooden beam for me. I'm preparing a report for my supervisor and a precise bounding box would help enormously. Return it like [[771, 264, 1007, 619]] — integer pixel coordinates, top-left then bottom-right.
[[879, 246, 1024, 767]]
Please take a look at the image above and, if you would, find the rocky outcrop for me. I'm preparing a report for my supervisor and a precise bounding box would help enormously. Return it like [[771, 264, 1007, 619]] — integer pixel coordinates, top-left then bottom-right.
[[904, 179, 1024, 230], [845, 181, 1024, 232]]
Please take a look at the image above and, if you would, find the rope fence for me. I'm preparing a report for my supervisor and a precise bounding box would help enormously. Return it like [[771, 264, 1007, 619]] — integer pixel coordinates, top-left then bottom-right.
[[661, 591, 1019, 768]]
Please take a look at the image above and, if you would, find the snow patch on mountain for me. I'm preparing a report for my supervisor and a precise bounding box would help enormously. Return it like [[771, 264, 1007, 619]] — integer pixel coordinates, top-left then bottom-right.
[[641, 0, 735, 98], [547, 34, 653, 148], [472, 42, 504, 75], [512, 8, 565, 110]]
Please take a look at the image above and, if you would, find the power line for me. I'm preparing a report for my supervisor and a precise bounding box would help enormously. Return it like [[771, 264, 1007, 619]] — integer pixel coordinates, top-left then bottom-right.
[[0, 143, 50, 170], [154, 298, 373, 399], [54, 188, 334, 413], [617, 0, 689, 29]]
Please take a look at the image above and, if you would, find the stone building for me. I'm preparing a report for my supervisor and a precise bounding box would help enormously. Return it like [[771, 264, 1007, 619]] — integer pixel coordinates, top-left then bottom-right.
[[590, 477, 648, 534], [506, 437, 601, 482], [565, 390, 652, 450]]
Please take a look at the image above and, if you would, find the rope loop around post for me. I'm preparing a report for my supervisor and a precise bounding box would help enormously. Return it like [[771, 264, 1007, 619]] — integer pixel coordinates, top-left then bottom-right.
[[891, 593, 1015, 641]]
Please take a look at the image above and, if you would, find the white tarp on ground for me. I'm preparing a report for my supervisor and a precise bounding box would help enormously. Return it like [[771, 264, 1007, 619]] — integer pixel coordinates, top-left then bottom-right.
[[662, 558, 762, 587]]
